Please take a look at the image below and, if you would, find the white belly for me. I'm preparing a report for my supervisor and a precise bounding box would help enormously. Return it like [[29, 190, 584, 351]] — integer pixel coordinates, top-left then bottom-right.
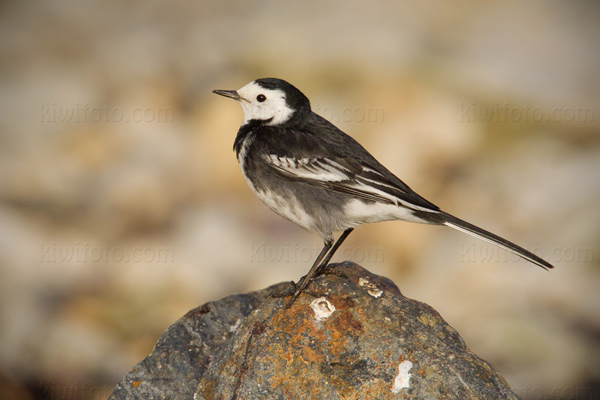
[[253, 188, 317, 232], [342, 198, 427, 224]]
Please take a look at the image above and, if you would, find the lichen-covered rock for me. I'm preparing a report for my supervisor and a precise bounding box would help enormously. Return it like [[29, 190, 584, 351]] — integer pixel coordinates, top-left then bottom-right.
[[109, 262, 519, 400]]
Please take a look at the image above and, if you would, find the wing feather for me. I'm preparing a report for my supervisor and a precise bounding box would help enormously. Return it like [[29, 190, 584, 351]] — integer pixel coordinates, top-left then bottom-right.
[[251, 121, 439, 212], [263, 153, 438, 212]]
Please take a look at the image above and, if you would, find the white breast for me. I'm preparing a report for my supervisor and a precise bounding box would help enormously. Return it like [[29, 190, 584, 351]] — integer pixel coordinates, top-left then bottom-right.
[[237, 132, 317, 233]]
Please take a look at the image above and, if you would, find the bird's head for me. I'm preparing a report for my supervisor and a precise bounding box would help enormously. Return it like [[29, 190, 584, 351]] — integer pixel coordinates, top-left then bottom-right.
[[213, 78, 310, 126]]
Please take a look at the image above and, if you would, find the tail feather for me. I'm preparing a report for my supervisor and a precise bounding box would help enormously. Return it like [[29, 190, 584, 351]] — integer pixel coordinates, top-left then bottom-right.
[[438, 212, 554, 270]]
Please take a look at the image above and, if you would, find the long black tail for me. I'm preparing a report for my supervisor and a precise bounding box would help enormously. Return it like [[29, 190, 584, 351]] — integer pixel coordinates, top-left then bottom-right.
[[437, 212, 554, 270]]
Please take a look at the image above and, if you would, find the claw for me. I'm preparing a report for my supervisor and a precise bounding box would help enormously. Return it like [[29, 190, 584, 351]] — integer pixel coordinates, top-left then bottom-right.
[[270, 281, 297, 298], [283, 281, 329, 309]]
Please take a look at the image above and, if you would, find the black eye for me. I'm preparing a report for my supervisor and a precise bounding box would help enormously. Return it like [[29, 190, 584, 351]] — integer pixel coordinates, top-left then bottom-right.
[[256, 94, 266, 102]]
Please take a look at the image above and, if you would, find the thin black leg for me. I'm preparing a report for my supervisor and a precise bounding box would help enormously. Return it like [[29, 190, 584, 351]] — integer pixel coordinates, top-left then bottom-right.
[[313, 228, 354, 276], [284, 238, 332, 308], [284, 228, 354, 308]]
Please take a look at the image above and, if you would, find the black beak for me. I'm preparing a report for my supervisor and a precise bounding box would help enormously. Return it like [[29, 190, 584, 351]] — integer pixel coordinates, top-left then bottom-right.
[[212, 89, 242, 101]]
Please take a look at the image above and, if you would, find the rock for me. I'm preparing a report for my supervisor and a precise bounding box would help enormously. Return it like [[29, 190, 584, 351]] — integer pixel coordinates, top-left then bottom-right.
[[109, 262, 519, 399]]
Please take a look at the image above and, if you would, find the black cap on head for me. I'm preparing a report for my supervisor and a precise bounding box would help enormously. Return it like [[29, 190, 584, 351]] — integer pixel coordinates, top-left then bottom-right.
[[255, 78, 311, 114]]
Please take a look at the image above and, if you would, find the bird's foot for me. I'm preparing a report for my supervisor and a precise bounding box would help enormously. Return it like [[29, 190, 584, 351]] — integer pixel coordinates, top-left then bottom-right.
[[270, 278, 328, 309], [270, 281, 298, 298]]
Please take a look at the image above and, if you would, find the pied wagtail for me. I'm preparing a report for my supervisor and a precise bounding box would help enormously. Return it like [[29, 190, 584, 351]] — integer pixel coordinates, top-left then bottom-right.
[[213, 78, 554, 308]]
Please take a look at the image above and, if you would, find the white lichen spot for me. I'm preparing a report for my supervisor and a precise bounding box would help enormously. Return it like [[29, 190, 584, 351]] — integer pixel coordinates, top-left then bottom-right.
[[358, 277, 383, 298], [229, 318, 241, 332], [358, 277, 370, 286], [310, 297, 336, 321], [391, 360, 413, 393]]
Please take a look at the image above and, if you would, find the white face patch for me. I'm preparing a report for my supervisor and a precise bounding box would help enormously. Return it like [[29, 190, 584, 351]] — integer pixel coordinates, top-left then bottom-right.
[[236, 81, 295, 126]]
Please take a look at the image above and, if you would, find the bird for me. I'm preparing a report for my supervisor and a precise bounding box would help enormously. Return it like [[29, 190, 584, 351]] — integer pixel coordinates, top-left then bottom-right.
[[213, 78, 554, 308]]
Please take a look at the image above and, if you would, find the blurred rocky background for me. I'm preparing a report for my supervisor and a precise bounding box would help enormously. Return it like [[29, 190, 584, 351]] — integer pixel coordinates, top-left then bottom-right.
[[0, 1, 598, 399]]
